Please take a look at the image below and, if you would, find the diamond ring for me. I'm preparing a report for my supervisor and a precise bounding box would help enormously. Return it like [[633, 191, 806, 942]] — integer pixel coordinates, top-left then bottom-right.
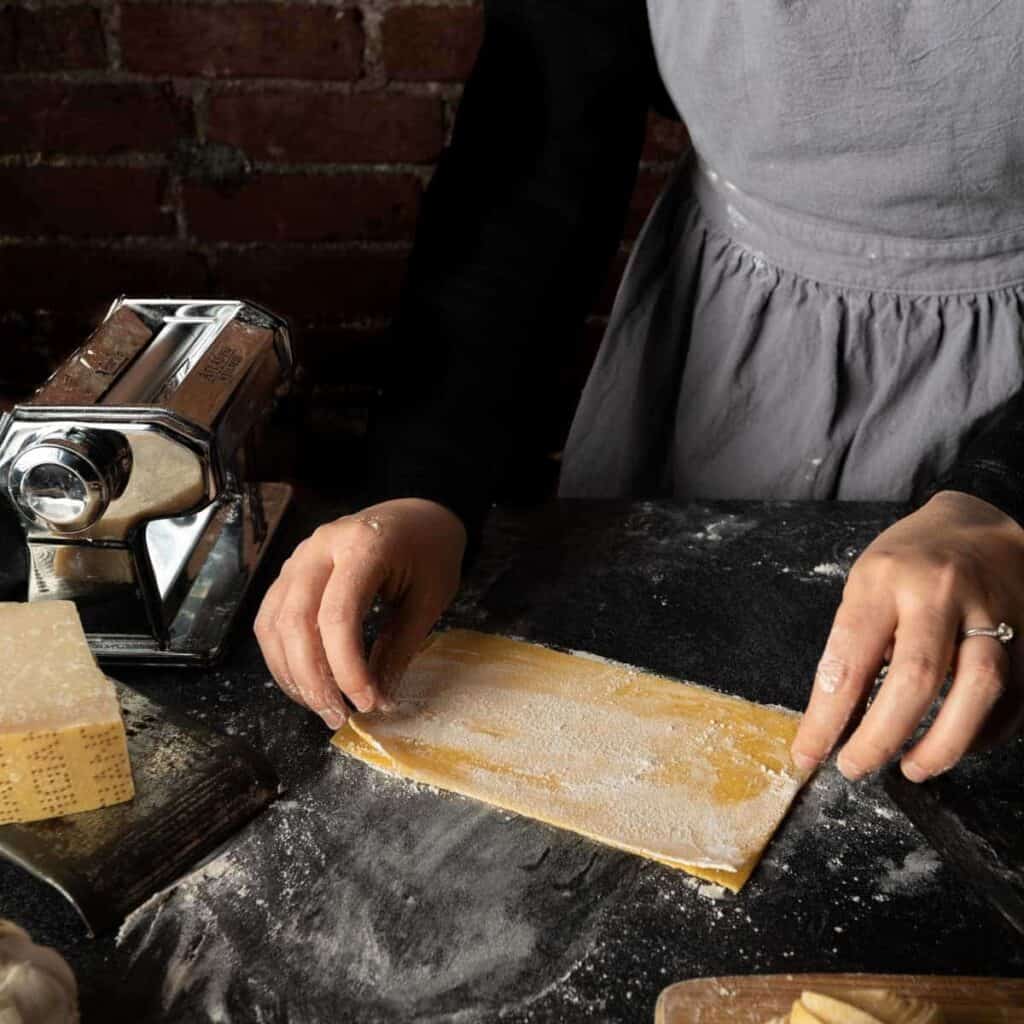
[[961, 622, 1015, 645]]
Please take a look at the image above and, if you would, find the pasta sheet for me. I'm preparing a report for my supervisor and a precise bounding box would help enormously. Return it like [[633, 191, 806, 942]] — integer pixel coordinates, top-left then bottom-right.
[[333, 629, 809, 891]]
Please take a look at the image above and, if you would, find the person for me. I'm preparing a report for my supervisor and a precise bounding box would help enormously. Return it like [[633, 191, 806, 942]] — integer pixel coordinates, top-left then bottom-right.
[[255, 0, 1024, 785]]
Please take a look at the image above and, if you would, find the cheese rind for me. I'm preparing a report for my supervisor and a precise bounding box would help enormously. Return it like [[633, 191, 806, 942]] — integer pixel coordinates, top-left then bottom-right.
[[0, 601, 134, 825]]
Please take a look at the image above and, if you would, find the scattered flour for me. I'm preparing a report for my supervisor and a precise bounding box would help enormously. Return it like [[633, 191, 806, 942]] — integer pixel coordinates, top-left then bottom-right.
[[115, 750, 619, 1023], [812, 562, 846, 578], [688, 515, 758, 543], [696, 883, 730, 901], [878, 847, 943, 894]]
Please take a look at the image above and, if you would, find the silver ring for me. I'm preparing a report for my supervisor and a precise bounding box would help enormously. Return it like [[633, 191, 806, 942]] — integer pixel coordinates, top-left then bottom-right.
[[961, 622, 1015, 645]]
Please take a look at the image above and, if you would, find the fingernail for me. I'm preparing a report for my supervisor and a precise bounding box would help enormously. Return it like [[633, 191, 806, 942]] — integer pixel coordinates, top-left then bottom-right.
[[352, 691, 376, 714], [320, 707, 346, 730], [901, 759, 930, 783], [791, 750, 820, 773], [836, 750, 865, 781]]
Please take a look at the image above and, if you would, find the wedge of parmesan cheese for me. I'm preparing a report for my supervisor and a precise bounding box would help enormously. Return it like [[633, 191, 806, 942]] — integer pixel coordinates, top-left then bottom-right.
[[0, 601, 134, 825]]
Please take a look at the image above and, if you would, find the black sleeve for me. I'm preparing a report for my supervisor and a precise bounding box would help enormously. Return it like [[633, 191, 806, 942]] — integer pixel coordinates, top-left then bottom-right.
[[917, 393, 1024, 528], [367, 0, 661, 570]]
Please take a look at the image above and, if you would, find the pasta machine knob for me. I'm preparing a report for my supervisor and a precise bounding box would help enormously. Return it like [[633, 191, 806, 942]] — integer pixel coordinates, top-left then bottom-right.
[[9, 428, 133, 533]]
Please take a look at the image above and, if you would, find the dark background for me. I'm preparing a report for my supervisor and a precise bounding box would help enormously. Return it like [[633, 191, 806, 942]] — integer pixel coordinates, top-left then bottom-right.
[[0, 0, 689, 496]]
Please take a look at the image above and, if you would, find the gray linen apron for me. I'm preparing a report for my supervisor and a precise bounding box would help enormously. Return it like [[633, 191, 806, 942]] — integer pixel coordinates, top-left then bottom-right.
[[558, 2, 1024, 502]]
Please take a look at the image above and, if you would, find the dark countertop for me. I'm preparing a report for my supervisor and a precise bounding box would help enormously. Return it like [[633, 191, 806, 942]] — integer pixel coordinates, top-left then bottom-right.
[[1, 496, 1022, 1023]]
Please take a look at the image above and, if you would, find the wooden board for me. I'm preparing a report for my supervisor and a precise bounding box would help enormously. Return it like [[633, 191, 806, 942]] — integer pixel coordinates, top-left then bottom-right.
[[656, 974, 1024, 1023]]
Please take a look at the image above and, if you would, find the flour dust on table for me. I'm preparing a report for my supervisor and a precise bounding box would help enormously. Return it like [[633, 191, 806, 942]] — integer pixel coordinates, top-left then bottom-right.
[[116, 746, 637, 1022]]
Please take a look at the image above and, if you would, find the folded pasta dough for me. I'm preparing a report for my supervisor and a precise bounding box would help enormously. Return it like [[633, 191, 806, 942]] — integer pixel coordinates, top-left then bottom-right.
[[333, 629, 810, 891]]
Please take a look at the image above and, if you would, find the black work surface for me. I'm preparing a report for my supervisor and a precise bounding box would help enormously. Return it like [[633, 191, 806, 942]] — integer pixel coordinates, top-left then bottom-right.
[[1, 497, 1022, 1023]]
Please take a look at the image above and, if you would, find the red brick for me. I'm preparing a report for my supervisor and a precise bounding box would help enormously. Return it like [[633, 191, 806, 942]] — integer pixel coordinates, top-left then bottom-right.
[[642, 113, 690, 163], [382, 5, 483, 82], [0, 5, 106, 70], [212, 247, 407, 318], [207, 90, 443, 164], [121, 4, 363, 79], [0, 167, 172, 238], [0, 244, 208, 313], [186, 173, 421, 243], [0, 82, 190, 156], [625, 168, 670, 240]]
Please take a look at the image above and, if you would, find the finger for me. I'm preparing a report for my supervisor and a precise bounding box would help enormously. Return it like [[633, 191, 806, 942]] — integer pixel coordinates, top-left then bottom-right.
[[254, 577, 302, 705], [901, 624, 1009, 780], [318, 557, 388, 713], [838, 604, 958, 780], [791, 598, 895, 773], [973, 660, 1024, 750], [962, 627, 1024, 750], [368, 589, 445, 705], [276, 565, 350, 729]]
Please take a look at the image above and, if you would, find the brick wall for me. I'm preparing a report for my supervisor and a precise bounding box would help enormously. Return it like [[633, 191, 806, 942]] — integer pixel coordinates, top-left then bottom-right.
[[0, 0, 688, 494]]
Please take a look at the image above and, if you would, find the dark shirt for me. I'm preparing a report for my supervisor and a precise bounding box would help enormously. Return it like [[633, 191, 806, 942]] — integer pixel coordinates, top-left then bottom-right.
[[369, 0, 1024, 568]]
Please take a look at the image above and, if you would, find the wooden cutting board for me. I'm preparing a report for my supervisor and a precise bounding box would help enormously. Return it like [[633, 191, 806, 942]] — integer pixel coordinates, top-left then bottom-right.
[[656, 974, 1024, 1023]]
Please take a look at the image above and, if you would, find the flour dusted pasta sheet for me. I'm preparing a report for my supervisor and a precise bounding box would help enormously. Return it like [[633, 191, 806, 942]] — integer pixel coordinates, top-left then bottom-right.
[[333, 629, 809, 890]]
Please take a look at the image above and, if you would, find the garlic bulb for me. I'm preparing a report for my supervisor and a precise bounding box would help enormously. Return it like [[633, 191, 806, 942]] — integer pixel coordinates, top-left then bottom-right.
[[0, 922, 78, 1024]]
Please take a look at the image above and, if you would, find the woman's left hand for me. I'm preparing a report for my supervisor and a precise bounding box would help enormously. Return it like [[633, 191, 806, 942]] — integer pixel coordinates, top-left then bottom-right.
[[791, 489, 1024, 782]]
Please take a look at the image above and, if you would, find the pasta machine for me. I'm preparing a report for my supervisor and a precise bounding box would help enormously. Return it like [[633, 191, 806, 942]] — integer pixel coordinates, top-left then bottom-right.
[[0, 298, 294, 665]]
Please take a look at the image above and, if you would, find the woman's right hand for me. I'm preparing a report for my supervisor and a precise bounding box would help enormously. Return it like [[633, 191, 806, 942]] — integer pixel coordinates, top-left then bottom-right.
[[254, 498, 467, 729]]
